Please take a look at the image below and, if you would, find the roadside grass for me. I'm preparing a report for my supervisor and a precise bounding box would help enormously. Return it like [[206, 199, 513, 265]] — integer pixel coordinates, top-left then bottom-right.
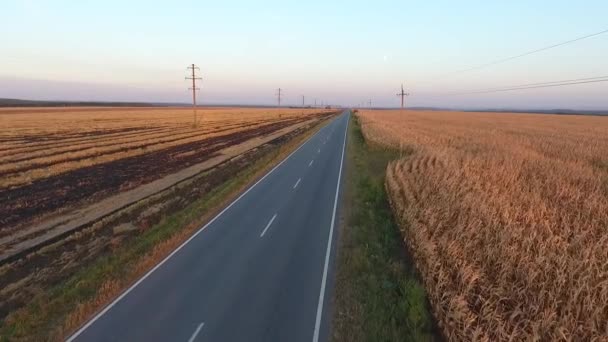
[[0, 118, 331, 342], [332, 116, 437, 342]]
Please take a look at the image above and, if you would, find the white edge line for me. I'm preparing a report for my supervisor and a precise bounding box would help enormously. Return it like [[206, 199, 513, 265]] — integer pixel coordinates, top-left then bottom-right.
[[66, 118, 329, 342], [312, 112, 349, 342], [187, 322, 205, 342], [309, 159, 314, 167], [259, 213, 278, 237], [293, 178, 301, 189]]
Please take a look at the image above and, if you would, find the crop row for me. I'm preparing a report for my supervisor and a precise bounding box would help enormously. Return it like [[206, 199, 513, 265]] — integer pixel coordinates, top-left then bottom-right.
[[361, 110, 608, 341], [0, 109, 329, 188], [0, 113, 326, 231], [0, 119, 269, 169]]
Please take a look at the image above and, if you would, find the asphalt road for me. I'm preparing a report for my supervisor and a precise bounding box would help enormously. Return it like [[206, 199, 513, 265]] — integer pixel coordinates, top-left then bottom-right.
[[68, 110, 350, 342]]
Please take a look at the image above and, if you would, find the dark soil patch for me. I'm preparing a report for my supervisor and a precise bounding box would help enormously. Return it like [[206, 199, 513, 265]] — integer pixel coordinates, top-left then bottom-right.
[[0, 114, 331, 232]]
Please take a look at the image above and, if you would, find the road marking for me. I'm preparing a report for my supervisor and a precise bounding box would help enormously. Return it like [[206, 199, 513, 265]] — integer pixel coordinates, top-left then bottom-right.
[[293, 178, 301, 189], [309, 159, 314, 167], [65, 115, 333, 342], [260, 213, 278, 237], [312, 112, 349, 342], [187, 322, 205, 342]]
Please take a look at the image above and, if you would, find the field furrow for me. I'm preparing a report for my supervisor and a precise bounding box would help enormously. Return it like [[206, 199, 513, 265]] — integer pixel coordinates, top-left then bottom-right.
[[0, 107, 334, 233], [0, 118, 283, 178], [0, 126, 174, 156]]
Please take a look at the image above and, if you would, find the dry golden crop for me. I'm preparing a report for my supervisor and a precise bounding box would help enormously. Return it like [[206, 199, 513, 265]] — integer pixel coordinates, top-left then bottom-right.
[[358, 109, 608, 341]]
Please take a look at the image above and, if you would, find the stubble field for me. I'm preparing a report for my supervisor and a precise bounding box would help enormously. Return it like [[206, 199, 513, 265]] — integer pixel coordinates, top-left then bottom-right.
[[0, 107, 333, 233], [358, 109, 608, 341]]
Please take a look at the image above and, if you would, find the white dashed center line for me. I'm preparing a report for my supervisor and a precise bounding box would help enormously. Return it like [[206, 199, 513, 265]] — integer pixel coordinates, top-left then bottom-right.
[[260, 214, 278, 237], [188, 322, 205, 342]]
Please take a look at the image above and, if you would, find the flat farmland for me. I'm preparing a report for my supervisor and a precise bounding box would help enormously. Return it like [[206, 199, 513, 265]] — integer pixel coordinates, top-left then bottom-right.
[[0, 107, 334, 234], [358, 110, 608, 340], [0, 106, 338, 333]]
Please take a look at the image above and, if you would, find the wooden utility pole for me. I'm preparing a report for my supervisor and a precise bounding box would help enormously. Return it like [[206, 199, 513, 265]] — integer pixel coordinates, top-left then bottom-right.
[[397, 84, 410, 110], [302, 95, 305, 107], [185, 64, 202, 126]]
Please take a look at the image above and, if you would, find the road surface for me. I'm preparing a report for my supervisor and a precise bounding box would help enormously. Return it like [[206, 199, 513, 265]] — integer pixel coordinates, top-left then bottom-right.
[[68, 110, 350, 342]]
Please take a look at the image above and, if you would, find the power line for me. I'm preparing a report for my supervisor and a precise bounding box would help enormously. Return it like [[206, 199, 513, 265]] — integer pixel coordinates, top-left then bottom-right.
[[448, 75, 608, 94], [447, 76, 608, 95], [451, 28, 608, 75], [491, 75, 608, 89], [420, 28, 608, 85]]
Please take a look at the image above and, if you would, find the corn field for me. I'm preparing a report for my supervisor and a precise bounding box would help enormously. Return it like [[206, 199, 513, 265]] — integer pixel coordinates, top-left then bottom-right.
[[358, 109, 608, 341]]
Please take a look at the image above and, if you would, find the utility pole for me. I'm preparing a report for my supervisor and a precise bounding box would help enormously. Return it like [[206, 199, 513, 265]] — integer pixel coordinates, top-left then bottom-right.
[[369, 99, 372, 108], [314, 98, 317, 107], [185, 64, 202, 126], [276, 88, 282, 107], [302, 95, 305, 107], [397, 84, 410, 110]]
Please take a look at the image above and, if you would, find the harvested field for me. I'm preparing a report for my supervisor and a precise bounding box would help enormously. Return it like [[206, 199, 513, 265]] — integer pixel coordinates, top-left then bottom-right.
[[358, 110, 608, 341], [0, 107, 334, 231]]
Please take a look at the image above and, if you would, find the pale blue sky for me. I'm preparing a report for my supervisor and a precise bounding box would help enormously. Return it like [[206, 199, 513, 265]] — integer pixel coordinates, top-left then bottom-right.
[[1, 0, 607, 109]]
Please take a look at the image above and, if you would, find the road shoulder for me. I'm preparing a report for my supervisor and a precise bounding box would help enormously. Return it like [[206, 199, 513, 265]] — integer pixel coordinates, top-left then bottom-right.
[[331, 113, 438, 341]]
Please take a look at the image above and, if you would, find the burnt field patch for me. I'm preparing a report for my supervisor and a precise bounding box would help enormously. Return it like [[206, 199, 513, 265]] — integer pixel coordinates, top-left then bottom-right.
[[0, 109, 333, 190], [0, 118, 276, 172], [0, 126, 171, 155], [3, 126, 156, 144], [0, 115, 321, 232]]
